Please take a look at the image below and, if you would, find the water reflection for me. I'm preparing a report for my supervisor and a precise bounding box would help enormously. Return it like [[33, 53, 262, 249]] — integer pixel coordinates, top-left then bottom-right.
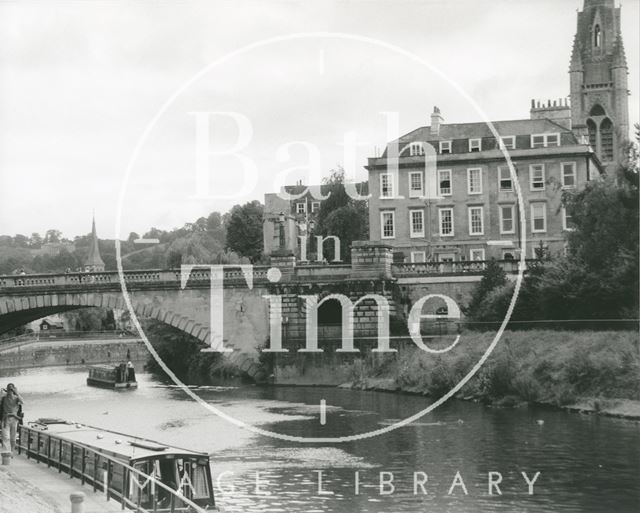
[[2, 367, 638, 512]]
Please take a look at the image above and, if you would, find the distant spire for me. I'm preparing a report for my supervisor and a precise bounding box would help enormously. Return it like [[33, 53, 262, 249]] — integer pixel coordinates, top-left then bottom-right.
[[84, 214, 105, 272]]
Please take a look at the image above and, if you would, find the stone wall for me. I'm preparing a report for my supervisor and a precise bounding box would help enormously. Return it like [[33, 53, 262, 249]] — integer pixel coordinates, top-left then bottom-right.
[[0, 340, 148, 371]]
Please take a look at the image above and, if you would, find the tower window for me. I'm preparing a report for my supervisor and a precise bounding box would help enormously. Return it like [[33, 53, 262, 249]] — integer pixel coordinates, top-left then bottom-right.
[[600, 118, 614, 162], [587, 119, 597, 149], [594, 25, 602, 47]]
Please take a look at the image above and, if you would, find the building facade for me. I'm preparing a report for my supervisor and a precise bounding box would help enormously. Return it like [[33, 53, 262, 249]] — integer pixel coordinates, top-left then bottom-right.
[[263, 182, 367, 260], [366, 114, 602, 263], [365, 0, 629, 263]]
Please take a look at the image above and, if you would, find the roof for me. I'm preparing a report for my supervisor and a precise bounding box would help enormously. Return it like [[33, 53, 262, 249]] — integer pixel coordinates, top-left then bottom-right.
[[397, 118, 573, 144], [84, 216, 105, 268], [282, 182, 369, 197], [30, 420, 207, 462], [380, 117, 579, 158], [41, 320, 63, 328]]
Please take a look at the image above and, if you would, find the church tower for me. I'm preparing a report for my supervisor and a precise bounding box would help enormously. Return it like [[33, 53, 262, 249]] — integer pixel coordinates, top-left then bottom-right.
[[84, 215, 105, 272], [569, 0, 629, 164]]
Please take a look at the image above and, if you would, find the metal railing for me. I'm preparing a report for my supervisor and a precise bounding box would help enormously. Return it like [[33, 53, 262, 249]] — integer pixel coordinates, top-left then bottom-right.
[[17, 424, 211, 513]]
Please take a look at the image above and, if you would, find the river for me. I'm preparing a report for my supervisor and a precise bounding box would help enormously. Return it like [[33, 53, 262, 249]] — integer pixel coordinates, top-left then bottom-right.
[[2, 366, 639, 512]]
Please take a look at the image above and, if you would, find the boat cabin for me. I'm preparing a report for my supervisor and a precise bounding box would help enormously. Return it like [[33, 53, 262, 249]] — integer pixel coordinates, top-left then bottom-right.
[[87, 363, 137, 389]]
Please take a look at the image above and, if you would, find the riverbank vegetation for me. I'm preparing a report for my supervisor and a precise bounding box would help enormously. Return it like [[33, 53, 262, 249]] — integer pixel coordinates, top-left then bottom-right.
[[344, 330, 640, 411]]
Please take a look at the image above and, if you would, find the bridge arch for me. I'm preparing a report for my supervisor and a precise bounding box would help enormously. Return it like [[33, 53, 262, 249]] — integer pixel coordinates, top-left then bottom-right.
[[0, 291, 263, 380]]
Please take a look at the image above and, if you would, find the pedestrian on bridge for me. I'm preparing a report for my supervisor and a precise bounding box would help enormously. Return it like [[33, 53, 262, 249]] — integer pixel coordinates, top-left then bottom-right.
[[1, 383, 24, 456]]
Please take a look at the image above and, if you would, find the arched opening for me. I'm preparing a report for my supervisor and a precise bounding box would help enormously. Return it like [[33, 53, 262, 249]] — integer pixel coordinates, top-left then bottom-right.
[[594, 25, 602, 47], [317, 298, 343, 343], [600, 118, 614, 161], [586, 118, 598, 150], [589, 104, 606, 117]]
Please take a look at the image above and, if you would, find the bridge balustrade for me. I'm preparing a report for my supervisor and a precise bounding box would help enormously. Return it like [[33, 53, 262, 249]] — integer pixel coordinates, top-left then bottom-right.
[[0, 267, 276, 290], [0, 259, 531, 291], [392, 259, 527, 278]]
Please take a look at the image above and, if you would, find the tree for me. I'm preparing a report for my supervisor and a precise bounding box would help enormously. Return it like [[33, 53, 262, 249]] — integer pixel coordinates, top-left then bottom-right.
[[206, 212, 222, 232], [12, 234, 29, 247], [30, 232, 43, 248], [225, 201, 264, 262], [315, 168, 369, 262], [318, 204, 368, 261], [44, 229, 62, 243], [465, 259, 507, 320], [560, 131, 639, 317], [127, 232, 140, 243]]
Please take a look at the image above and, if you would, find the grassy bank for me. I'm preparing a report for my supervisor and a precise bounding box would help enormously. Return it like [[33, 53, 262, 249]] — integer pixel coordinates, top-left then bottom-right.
[[341, 330, 640, 417]]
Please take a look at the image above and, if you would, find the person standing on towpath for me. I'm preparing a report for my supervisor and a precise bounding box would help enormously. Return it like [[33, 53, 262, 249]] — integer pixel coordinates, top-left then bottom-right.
[[1, 383, 24, 456]]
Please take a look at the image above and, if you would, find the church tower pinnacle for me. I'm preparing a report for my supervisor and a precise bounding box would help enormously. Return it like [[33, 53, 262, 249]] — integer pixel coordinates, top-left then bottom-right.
[[84, 214, 105, 272], [569, 0, 630, 164]]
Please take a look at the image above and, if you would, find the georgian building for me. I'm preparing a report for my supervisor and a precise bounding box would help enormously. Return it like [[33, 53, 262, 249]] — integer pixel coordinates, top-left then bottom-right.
[[366, 113, 602, 262], [366, 0, 628, 263]]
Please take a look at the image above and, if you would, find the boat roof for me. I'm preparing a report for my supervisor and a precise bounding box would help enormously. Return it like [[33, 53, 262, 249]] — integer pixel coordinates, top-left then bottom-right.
[[29, 419, 208, 462], [89, 364, 119, 370]]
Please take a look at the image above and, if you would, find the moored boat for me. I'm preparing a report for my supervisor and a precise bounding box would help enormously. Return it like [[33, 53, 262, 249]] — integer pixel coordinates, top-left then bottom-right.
[[87, 363, 138, 389], [20, 418, 218, 511]]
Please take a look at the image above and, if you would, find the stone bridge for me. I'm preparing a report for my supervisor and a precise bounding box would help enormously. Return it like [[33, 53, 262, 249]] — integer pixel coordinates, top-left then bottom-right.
[[0, 243, 526, 380]]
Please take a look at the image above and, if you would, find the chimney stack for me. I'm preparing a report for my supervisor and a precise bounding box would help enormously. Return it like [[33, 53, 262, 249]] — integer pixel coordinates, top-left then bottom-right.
[[430, 106, 444, 136]]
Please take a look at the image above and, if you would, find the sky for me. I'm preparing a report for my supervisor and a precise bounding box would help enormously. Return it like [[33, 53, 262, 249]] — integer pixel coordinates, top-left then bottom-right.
[[0, 0, 638, 240]]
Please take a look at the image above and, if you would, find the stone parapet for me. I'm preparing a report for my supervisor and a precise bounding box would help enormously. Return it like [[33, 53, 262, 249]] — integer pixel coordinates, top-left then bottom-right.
[[350, 241, 393, 279]]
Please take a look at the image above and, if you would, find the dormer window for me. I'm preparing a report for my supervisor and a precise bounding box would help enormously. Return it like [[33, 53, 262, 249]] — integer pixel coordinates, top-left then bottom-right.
[[499, 136, 516, 150], [439, 141, 452, 154], [469, 139, 482, 152], [531, 133, 560, 148], [594, 25, 602, 47], [409, 142, 425, 157]]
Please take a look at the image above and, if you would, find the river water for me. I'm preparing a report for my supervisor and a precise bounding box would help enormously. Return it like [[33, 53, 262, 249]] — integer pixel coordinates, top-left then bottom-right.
[[2, 366, 639, 512]]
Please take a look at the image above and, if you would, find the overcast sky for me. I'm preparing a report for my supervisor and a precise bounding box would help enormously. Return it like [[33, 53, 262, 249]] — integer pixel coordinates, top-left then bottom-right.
[[0, 0, 638, 240]]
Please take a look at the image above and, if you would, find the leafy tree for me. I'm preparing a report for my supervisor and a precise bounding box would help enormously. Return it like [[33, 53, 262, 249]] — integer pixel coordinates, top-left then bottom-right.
[[206, 212, 223, 232], [225, 201, 264, 262], [315, 168, 368, 262], [44, 229, 62, 243], [13, 234, 29, 247], [63, 308, 112, 331], [0, 247, 32, 274], [30, 232, 43, 248], [465, 259, 507, 320]]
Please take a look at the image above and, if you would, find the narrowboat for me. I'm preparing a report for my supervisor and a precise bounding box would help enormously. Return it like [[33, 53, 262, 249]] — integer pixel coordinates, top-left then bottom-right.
[[87, 363, 138, 389], [20, 418, 218, 511]]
